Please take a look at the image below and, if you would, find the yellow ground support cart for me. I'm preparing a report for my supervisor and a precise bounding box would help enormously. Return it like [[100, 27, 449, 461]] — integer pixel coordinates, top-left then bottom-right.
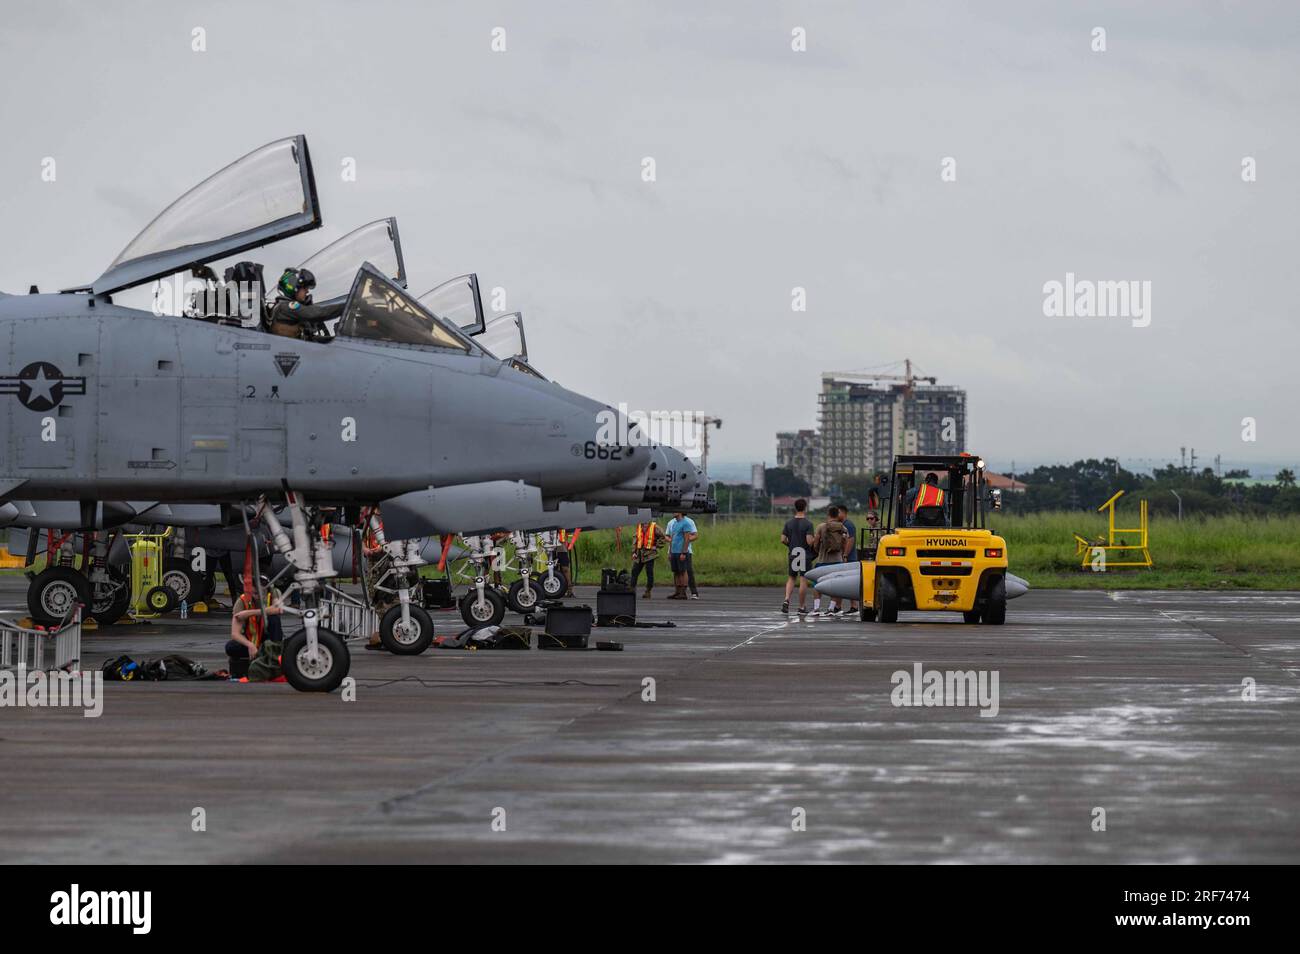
[[123, 528, 179, 618], [859, 454, 1010, 625]]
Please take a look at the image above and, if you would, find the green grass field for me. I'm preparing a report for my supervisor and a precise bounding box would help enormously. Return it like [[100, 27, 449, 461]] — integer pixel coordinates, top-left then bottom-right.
[[6, 512, 1296, 590], [572, 512, 1300, 589]]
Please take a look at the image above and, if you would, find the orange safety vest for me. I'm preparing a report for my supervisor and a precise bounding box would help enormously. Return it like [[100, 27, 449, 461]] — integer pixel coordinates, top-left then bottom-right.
[[634, 523, 660, 550], [238, 592, 265, 648], [911, 484, 946, 512]]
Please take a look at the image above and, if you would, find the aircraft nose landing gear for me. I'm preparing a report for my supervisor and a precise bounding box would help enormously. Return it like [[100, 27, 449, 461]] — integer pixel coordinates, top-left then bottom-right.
[[282, 608, 350, 692], [257, 493, 351, 692]]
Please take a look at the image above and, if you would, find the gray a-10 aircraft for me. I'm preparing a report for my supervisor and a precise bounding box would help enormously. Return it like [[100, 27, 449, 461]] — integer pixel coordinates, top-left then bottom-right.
[[3, 204, 712, 648], [0, 134, 651, 691]]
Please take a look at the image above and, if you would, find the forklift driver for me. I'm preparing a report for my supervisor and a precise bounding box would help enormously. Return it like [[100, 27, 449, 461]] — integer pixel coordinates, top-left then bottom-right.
[[269, 267, 345, 339], [905, 472, 948, 527]]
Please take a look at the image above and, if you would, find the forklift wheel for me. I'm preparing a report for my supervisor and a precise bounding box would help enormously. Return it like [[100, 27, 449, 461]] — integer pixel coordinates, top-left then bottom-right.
[[859, 606, 877, 622], [283, 628, 350, 692], [379, 604, 435, 655], [983, 577, 1007, 625], [962, 610, 982, 624], [145, 585, 177, 614], [876, 574, 899, 624]]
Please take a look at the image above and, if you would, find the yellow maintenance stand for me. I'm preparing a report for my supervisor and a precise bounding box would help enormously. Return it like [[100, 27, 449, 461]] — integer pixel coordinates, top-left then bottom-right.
[[858, 454, 1011, 625], [123, 528, 180, 618], [1072, 490, 1152, 569]]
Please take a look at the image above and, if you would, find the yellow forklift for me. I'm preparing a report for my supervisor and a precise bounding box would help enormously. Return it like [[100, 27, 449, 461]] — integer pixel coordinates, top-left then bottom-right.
[[858, 453, 1011, 625]]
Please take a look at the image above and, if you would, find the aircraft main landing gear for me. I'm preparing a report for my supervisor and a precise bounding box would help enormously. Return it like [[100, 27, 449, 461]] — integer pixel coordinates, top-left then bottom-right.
[[28, 565, 89, 626], [366, 511, 436, 655]]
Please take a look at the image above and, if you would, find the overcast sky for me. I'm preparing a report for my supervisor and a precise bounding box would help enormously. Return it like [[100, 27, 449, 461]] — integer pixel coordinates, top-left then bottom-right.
[[1, 1, 1296, 474]]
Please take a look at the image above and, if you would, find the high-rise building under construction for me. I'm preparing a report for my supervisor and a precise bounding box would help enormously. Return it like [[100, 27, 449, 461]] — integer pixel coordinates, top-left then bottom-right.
[[815, 362, 966, 492]]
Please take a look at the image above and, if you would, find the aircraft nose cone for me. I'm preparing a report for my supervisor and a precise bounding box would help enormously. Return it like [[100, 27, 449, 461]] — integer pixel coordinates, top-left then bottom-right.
[[664, 447, 698, 500], [606, 442, 647, 484]]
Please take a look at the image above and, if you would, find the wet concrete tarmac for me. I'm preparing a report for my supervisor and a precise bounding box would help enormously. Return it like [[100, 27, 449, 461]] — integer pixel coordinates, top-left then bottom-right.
[[2, 580, 1298, 863]]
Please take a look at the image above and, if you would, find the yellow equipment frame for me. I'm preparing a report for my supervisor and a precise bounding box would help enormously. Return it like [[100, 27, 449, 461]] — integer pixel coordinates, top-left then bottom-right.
[[123, 528, 174, 618], [1072, 490, 1152, 569]]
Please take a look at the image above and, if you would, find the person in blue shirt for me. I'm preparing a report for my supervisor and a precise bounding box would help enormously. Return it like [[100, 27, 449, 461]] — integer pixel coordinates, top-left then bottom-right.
[[664, 511, 699, 600], [838, 504, 860, 615]]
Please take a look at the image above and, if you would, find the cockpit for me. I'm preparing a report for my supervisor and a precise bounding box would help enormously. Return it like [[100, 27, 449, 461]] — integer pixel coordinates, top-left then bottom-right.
[[296, 219, 404, 306], [336, 264, 483, 354], [92, 135, 321, 299], [477, 312, 527, 362], [416, 274, 484, 336], [87, 134, 510, 361]]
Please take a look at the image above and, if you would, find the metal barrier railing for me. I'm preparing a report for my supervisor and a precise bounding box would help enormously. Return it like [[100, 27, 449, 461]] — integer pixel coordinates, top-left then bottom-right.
[[0, 607, 83, 671], [319, 594, 378, 641]]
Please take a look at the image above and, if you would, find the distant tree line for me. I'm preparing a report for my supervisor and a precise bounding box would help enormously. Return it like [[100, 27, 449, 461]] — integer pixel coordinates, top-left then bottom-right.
[[1008, 459, 1299, 516], [735, 461, 1299, 516]]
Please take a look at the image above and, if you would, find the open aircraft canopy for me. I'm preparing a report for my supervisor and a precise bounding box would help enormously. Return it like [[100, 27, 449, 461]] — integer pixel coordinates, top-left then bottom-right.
[[91, 135, 321, 295], [296, 217, 404, 304], [477, 311, 528, 362], [416, 273, 484, 335], [337, 262, 483, 354]]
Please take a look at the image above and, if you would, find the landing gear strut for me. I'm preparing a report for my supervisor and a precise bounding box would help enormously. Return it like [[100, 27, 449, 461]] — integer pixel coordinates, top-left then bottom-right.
[[458, 534, 507, 627], [365, 511, 435, 655], [257, 493, 351, 692]]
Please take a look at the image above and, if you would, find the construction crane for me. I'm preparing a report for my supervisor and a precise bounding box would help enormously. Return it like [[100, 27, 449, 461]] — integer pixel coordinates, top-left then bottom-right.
[[826, 358, 938, 396]]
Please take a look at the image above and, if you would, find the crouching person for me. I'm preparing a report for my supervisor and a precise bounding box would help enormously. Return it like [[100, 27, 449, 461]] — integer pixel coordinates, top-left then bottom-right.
[[227, 582, 285, 680]]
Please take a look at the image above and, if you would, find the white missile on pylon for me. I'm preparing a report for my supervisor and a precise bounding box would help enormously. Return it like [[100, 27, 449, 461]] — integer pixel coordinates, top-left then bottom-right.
[[811, 563, 862, 600], [804, 562, 854, 583], [811, 565, 1030, 602]]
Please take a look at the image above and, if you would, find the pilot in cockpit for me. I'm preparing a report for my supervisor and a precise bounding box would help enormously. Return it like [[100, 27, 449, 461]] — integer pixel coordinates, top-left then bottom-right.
[[269, 267, 345, 339]]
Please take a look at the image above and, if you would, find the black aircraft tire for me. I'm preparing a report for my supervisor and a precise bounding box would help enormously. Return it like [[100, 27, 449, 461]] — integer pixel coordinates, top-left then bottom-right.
[[28, 566, 92, 625], [460, 588, 506, 627], [283, 628, 350, 693], [380, 604, 435, 655], [984, 577, 1007, 626], [91, 580, 132, 626], [539, 569, 568, 599], [876, 574, 899, 624], [506, 578, 541, 614], [161, 558, 203, 606]]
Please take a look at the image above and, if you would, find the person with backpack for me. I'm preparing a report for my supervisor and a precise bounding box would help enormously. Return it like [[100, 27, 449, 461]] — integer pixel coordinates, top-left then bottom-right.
[[227, 581, 285, 679], [811, 506, 852, 617]]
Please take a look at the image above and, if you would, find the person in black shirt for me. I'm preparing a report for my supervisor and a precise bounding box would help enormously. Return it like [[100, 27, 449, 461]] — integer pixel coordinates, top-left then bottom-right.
[[780, 498, 815, 615]]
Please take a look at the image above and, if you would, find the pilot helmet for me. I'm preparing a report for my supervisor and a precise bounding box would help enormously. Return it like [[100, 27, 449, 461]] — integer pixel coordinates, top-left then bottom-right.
[[277, 267, 317, 300]]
